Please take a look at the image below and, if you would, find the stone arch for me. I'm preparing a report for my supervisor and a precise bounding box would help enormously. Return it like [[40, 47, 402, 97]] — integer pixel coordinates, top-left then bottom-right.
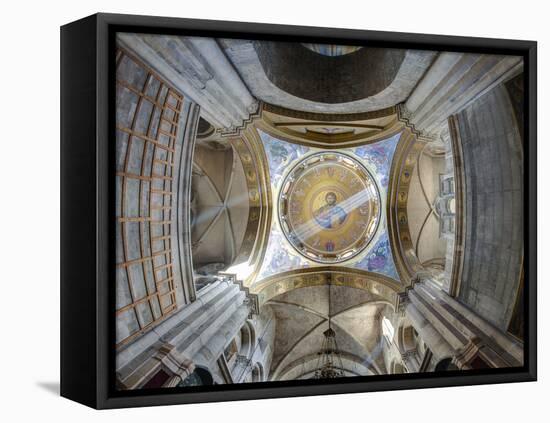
[[251, 363, 264, 382], [251, 266, 402, 309], [238, 320, 256, 359], [398, 323, 417, 354]]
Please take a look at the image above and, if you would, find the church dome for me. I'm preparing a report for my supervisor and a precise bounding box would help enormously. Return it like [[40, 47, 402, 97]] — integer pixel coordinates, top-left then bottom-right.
[[278, 152, 381, 263]]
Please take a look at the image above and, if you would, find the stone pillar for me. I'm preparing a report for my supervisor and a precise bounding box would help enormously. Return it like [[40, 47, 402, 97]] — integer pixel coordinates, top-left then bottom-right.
[[158, 344, 195, 387], [190, 299, 250, 368], [401, 52, 522, 140], [116, 278, 257, 388], [406, 278, 523, 368], [405, 302, 455, 361], [117, 33, 259, 134]]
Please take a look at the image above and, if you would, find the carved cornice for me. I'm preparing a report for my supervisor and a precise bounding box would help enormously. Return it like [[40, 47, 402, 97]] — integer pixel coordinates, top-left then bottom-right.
[[219, 100, 263, 137], [396, 104, 441, 143], [218, 273, 260, 319]]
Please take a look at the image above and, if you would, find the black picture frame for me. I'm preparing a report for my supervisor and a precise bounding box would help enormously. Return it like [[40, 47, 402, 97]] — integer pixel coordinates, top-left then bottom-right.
[[60, 12, 537, 409]]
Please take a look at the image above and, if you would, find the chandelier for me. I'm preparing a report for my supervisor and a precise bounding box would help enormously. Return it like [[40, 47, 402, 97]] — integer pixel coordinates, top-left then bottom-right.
[[314, 280, 345, 379]]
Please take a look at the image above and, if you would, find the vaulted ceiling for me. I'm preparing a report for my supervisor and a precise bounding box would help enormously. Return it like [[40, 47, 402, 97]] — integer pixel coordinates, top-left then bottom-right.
[[184, 39, 455, 380], [267, 284, 390, 379], [191, 144, 250, 271]]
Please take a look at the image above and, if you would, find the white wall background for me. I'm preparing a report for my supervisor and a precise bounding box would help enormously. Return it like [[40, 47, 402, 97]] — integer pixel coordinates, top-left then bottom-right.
[[0, 0, 546, 420]]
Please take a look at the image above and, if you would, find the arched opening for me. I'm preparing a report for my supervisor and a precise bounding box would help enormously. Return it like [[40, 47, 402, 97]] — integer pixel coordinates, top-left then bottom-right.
[[435, 358, 459, 372], [392, 361, 406, 374], [254, 41, 406, 104], [238, 321, 255, 359], [400, 325, 417, 353], [251, 363, 264, 382], [178, 367, 214, 387]]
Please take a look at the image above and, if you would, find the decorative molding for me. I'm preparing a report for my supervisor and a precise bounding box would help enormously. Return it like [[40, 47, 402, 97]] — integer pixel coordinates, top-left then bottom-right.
[[219, 273, 260, 318], [386, 128, 426, 284], [264, 103, 398, 122], [175, 102, 201, 304], [395, 291, 410, 315], [397, 104, 440, 143], [117, 342, 195, 389], [256, 103, 402, 149], [251, 266, 403, 309], [219, 101, 262, 137]]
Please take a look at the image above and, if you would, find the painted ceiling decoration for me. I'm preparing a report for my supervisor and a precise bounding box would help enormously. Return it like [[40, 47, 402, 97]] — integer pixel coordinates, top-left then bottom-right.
[[278, 152, 381, 263], [256, 129, 401, 283]]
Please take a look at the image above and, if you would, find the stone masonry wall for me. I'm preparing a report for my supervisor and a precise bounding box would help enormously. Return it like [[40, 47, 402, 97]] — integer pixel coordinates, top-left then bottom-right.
[[455, 79, 523, 331]]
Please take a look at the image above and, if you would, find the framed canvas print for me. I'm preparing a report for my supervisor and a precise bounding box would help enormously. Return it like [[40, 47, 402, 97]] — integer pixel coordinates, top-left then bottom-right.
[[60, 13, 537, 409]]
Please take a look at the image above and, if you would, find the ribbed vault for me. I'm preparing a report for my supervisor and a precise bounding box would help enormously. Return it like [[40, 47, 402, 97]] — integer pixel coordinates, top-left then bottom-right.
[[265, 284, 392, 380]]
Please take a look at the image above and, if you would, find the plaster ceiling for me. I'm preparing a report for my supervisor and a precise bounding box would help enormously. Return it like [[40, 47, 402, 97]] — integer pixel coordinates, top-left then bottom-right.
[[407, 147, 447, 266]]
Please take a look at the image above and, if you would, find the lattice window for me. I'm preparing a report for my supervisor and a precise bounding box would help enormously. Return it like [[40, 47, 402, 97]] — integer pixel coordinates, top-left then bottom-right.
[[115, 49, 184, 347]]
